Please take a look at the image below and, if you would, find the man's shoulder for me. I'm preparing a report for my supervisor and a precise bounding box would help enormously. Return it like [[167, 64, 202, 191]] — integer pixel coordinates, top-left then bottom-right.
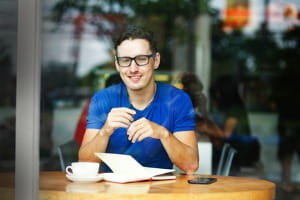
[[92, 83, 123, 99], [156, 82, 190, 104], [157, 82, 184, 93], [157, 82, 188, 97], [95, 83, 123, 93]]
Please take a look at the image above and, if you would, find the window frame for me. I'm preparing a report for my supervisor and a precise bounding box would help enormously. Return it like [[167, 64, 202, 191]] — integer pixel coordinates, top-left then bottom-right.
[[15, 0, 41, 199]]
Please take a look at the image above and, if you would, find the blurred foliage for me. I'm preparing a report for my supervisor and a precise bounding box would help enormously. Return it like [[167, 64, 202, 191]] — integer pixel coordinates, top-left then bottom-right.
[[209, 11, 286, 111], [210, 12, 281, 81], [46, 0, 300, 111], [279, 26, 300, 69], [51, 0, 208, 21], [50, 0, 210, 70]]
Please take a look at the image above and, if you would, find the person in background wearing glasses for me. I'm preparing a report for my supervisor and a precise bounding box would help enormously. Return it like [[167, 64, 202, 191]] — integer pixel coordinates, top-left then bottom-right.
[[79, 26, 199, 174]]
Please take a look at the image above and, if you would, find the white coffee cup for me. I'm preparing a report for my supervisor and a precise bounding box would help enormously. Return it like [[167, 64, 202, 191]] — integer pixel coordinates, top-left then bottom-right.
[[66, 162, 99, 177]]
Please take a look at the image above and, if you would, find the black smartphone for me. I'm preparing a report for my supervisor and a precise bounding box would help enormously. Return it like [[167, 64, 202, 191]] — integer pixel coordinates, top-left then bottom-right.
[[187, 177, 217, 184]]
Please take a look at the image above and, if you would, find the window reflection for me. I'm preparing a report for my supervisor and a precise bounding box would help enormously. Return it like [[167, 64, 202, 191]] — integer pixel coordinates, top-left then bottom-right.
[[40, 0, 300, 195], [0, 0, 17, 173]]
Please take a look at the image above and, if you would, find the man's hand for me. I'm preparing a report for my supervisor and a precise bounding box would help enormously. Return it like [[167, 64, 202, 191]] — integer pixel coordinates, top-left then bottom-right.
[[127, 117, 169, 142], [101, 107, 136, 136]]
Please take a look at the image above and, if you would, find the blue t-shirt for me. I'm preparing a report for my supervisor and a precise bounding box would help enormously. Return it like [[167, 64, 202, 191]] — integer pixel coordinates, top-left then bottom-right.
[[87, 82, 195, 171]]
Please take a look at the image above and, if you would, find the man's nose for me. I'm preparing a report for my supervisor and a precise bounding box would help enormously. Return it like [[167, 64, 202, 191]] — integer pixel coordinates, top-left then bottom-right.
[[129, 60, 139, 72]]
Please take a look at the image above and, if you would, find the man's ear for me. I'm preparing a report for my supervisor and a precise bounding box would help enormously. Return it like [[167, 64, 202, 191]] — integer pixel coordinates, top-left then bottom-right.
[[115, 57, 120, 72], [154, 52, 160, 70]]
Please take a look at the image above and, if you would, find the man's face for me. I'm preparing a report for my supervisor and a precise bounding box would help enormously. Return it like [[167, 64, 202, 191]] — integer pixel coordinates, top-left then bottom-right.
[[115, 39, 160, 91]]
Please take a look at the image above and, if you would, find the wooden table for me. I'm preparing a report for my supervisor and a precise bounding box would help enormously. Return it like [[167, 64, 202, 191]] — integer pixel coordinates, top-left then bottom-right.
[[0, 171, 275, 200]]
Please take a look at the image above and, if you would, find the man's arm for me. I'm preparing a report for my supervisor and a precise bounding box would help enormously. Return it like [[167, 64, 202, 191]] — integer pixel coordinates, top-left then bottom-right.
[[127, 118, 199, 174], [78, 128, 110, 162], [161, 130, 199, 174], [79, 107, 136, 162]]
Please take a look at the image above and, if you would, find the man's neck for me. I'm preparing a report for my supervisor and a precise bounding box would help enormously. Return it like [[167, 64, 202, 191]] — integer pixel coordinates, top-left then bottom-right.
[[128, 82, 157, 110]]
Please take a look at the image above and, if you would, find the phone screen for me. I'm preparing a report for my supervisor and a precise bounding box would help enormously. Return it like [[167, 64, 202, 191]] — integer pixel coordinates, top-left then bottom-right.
[[187, 177, 217, 184]]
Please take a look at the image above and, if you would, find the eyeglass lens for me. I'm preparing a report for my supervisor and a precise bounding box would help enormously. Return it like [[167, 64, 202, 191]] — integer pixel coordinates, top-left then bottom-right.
[[118, 54, 153, 67]]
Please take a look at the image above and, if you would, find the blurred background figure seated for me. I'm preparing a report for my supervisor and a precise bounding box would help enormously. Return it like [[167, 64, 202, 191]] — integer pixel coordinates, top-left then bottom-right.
[[209, 75, 261, 175], [178, 72, 261, 175]]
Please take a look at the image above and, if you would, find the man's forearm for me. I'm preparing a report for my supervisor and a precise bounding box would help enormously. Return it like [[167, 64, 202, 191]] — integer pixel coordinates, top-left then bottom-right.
[[160, 130, 199, 174], [78, 131, 110, 162]]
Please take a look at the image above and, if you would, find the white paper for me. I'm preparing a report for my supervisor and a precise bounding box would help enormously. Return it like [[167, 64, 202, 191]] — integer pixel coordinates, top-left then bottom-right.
[[95, 153, 175, 183]]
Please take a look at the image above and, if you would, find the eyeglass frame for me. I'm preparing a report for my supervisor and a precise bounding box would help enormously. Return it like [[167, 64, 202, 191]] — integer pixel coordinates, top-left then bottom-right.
[[115, 52, 156, 68]]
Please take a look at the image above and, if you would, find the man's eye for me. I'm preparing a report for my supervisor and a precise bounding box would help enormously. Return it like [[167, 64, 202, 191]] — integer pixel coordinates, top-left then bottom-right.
[[136, 56, 147, 62], [120, 58, 131, 63]]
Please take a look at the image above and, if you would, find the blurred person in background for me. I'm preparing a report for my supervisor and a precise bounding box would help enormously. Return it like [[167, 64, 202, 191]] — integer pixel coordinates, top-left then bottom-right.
[[272, 23, 300, 192], [209, 74, 260, 175], [179, 71, 225, 173]]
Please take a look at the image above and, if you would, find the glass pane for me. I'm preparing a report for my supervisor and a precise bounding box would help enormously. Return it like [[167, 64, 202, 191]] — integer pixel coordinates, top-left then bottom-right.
[[40, 1, 117, 171], [210, 0, 300, 195], [40, 0, 299, 198], [0, 0, 17, 198]]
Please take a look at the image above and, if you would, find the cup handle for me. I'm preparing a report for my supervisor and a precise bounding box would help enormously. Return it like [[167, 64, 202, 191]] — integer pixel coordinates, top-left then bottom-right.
[[65, 166, 73, 175]]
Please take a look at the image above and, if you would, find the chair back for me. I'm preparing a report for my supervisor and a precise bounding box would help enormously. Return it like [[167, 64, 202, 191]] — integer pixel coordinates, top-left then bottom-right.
[[57, 140, 79, 171], [216, 143, 237, 176]]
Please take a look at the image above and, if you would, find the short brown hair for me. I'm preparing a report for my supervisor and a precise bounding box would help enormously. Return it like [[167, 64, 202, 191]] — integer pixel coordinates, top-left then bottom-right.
[[114, 25, 157, 56]]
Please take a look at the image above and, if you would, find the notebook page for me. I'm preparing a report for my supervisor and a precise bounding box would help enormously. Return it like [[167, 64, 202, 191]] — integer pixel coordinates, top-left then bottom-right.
[[95, 153, 149, 177]]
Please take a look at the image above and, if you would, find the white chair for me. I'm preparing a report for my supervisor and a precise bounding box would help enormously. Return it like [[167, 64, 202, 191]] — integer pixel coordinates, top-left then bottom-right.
[[173, 141, 212, 175], [195, 141, 212, 174]]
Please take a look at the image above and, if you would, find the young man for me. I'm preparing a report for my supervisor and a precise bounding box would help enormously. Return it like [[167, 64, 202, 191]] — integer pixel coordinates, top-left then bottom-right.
[[79, 26, 199, 174]]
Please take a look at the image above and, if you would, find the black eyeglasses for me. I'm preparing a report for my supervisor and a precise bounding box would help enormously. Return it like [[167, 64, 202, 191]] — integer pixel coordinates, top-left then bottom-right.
[[116, 53, 156, 67]]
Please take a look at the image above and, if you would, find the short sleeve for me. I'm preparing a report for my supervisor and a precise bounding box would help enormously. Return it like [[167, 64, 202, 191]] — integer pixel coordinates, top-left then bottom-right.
[[86, 91, 109, 129], [173, 90, 196, 132]]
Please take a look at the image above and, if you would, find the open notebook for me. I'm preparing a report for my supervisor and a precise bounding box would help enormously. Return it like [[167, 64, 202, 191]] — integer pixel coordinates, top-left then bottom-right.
[[95, 152, 176, 183]]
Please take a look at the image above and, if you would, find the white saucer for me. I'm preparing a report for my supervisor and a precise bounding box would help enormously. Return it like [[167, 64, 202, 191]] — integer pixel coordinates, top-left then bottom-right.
[[66, 174, 104, 183]]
